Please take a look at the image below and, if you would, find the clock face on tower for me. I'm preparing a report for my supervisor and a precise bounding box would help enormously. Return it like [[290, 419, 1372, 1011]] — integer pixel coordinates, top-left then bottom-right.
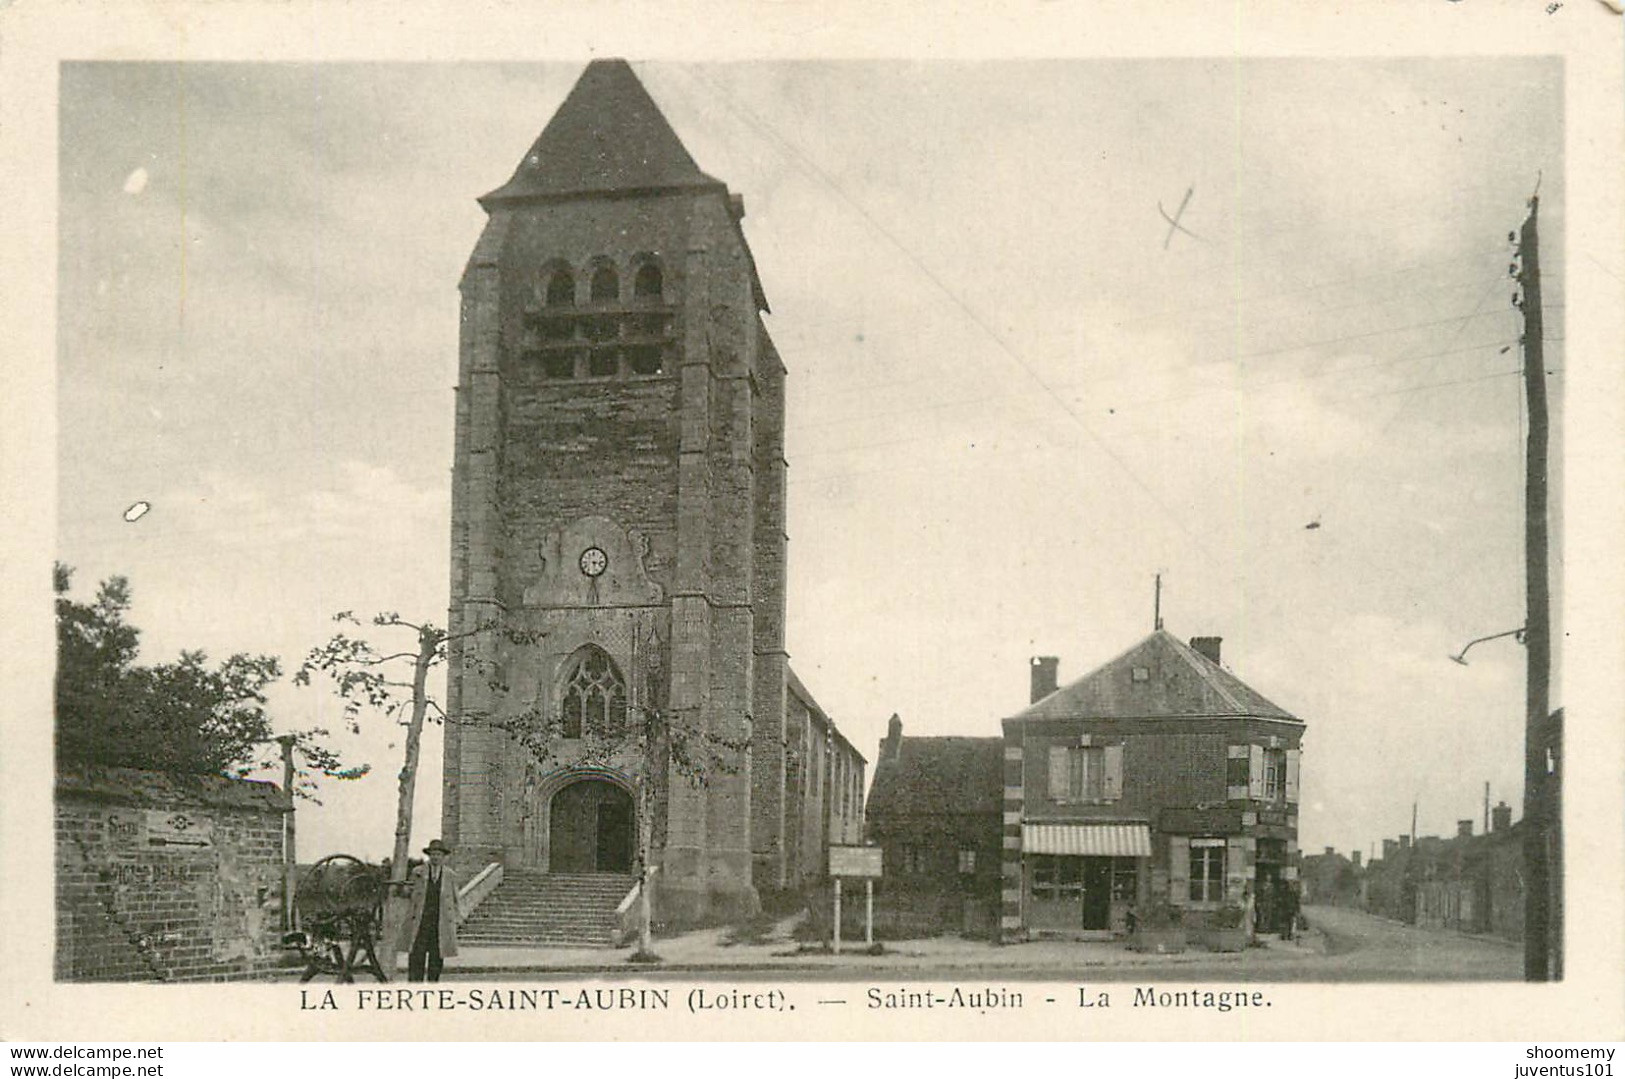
[[578, 546, 609, 578]]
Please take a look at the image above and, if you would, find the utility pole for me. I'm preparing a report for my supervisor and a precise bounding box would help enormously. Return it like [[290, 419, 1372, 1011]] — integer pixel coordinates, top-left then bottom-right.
[[276, 734, 298, 931], [1517, 195, 1556, 981]]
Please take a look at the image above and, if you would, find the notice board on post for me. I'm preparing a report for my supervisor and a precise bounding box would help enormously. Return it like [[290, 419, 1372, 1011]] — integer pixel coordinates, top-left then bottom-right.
[[828, 845, 882, 879]]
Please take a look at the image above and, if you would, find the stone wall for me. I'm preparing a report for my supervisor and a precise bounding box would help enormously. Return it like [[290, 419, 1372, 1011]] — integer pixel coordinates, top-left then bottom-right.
[[55, 765, 288, 982]]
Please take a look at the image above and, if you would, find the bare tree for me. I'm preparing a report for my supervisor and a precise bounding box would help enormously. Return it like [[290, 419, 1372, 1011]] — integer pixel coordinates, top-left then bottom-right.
[[299, 610, 748, 962], [295, 612, 540, 967]]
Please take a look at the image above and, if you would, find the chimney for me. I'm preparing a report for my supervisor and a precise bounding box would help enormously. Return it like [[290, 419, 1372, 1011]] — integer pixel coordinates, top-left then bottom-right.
[[1351, 850, 1362, 868], [1492, 801, 1512, 833], [1382, 838, 1398, 860], [1398, 835, 1411, 850], [1189, 636, 1222, 665], [1456, 819, 1474, 839], [1030, 656, 1059, 703], [880, 713, 903, 764], [1324, 846, 1335, 857]]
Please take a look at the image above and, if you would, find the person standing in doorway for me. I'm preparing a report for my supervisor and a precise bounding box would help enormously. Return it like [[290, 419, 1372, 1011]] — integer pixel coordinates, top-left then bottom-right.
[[399, 839, 461, 982], [1280, 879, 1301, 941]]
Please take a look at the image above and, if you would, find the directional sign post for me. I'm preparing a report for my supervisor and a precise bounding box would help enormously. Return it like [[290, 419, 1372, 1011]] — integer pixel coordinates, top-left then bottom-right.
[[828, 845, 883, 955]]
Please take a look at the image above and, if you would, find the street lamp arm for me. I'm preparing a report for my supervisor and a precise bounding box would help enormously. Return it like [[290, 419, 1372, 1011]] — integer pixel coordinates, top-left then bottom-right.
[[1449, 626, 1527, 666]]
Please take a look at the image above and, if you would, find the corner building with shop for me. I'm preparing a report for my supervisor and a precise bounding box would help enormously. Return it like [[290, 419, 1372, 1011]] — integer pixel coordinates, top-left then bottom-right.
[[442, 60, 864, 935], [1000, 632, 1306, 940]]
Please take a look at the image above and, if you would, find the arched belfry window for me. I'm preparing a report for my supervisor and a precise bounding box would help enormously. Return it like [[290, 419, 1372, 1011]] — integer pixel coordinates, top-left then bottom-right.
[[633, 263, 663, 301], [545, 269, 575, 307], [591, 265, 619, 304], [559, 646, 628, 741]]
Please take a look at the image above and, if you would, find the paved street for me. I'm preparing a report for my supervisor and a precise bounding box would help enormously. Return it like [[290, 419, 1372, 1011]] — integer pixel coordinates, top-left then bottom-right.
[[1286, 905, 1522, 982], [296, 904, 1518, 984]]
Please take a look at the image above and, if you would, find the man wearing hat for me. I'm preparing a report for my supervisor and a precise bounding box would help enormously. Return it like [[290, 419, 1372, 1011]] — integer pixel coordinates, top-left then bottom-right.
[[399, 839, 461, 982]]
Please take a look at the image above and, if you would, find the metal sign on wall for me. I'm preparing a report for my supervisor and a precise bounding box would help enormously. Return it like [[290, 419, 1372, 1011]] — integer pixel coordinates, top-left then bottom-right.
[[828, 845, 882, 878], [144, 809, 215, 850]]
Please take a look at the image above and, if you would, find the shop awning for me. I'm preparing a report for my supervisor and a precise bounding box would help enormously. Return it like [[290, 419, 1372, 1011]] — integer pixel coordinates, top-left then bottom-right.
[[1022, 822, 1152, 858]]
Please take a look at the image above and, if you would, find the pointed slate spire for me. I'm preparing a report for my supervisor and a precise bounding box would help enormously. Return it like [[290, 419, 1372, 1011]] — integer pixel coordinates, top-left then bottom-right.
[[481, 59, 722, 206]]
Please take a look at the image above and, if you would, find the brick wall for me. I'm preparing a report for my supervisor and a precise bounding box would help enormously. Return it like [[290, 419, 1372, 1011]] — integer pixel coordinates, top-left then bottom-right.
[[55, 766, 288, 983], [865, 813, 1002, 938], [1016, 716, 1301, 822]]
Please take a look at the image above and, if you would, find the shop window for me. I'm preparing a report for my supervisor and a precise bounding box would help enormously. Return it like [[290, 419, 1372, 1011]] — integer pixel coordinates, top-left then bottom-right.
[[591, 265, 619, 303], [1189, 838, 1226, 903], [1111, 858, 1139, 901], [634, 263, 663, 300], [1032, 854, 1088, 901]]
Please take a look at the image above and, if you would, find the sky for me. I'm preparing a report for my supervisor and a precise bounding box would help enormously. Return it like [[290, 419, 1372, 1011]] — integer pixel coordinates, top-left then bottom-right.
[[55, 58, 1564, 864]]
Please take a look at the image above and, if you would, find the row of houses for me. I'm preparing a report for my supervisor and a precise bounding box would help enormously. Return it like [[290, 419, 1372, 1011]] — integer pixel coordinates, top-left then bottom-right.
[[1300, 803, 1526, 942]]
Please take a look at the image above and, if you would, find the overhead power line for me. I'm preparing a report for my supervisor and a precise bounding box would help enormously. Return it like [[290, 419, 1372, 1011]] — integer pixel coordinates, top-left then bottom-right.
[[673, 64, 1209, 552]]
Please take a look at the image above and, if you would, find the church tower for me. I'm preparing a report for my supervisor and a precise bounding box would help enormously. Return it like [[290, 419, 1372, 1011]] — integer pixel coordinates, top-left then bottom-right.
[[442, 60, 790, 924]]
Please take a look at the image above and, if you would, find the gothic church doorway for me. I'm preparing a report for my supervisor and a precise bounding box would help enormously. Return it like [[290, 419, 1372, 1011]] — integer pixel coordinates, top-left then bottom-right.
[[549, 779, 635, 873]]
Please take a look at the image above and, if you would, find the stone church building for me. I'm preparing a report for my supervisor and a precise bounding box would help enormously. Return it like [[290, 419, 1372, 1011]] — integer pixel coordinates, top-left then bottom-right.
[[441, 60, 865, 935]]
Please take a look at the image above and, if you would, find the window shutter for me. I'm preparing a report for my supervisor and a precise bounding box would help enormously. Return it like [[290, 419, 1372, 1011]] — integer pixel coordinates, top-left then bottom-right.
[[1103, 743, 1124, 801], [1285, 748, 1301, 803], [1167, 835, 1190, 906], [1048, 745, 1069, 800], [1248, 744, 1265, 799]]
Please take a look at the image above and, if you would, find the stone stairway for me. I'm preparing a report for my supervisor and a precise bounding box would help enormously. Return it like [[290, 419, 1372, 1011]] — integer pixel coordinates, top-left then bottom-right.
[[458, 871, 635, 947]]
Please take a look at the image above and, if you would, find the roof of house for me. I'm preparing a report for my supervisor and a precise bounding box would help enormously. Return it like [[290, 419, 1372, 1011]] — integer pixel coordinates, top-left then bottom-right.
[[1009, 629, 1300, 723], [481, 59, 722, 205], [866, 736, 1004, 819]]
